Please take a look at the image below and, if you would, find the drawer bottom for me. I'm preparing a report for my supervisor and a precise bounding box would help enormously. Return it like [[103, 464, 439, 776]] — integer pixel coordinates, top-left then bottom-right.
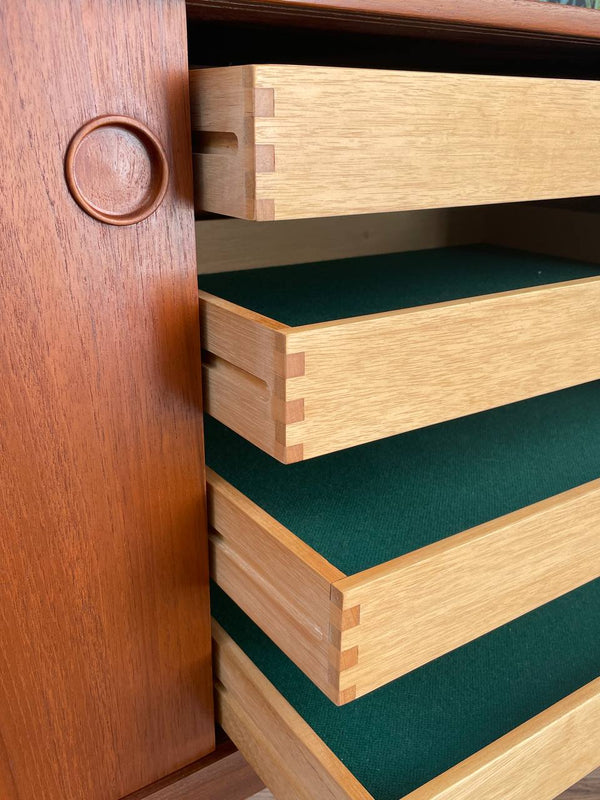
[[212, 581, 600, 800]]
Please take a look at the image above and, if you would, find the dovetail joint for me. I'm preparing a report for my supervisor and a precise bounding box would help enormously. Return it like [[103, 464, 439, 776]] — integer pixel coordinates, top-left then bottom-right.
[[328, 591, 361, 702], [254, 87, 275, 118], [273, 440, 304, 465], [255, 144, 275, 174], [271, 350, 306, 459], [328, 634, 359, 705], [255, 198, 275, 221]]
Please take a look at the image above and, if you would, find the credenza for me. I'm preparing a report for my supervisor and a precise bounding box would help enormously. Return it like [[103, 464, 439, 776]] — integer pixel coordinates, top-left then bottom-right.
[[2, 2, 600, 799]]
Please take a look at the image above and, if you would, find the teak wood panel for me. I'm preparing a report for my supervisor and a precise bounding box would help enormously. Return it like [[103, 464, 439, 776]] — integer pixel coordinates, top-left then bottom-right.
[[208, 471, 600, 704], [191, 65, 600, 221], [125, 741, 264, 800], [0, 2, 213, 799], [186, 0, 600, 43], [214, 621, 600, 800], [200, 275, 600, 463]]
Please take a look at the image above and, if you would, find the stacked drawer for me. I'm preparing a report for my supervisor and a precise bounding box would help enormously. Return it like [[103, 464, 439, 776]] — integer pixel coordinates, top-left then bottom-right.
[[192, 65, 600, 800], [212, 581, 600, 800]]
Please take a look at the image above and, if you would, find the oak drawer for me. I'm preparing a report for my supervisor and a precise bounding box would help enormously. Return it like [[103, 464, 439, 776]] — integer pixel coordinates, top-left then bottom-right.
[[198, 245, 600, 463], [206, 382, 600, 704], [191, 65, 600, 221], [212, 579, 600, 800]]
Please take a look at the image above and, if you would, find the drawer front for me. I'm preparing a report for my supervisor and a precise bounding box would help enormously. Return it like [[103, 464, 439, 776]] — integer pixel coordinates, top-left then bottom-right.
[[208, 466, 600, 703], [191, 66, 600, 221], [213, 620, 600, 800]]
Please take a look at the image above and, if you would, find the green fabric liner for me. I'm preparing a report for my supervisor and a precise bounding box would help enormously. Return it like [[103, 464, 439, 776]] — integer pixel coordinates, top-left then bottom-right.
[[211, 579, 600, 800], [197, 244, 600, 326], [204, 381, 600, 576], [206, 245, 600, 797]]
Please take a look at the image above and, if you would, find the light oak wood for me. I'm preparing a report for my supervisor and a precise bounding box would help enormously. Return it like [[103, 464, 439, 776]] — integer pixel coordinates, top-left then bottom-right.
[[213, 621, 371, 800], [197, 203, 600, 280], [284, 276, 600, 459], [252, 778, 600, 800], [250, 765, 600, 798], [199, 294, 305, 463], [209, 470, 600, 703], [129, 739, 600, 800], [192, 67, 251, 219], [196, 207, 487, 273], [333, 480, 600, 700], [200, 273, 600, 463], [214, 621, 600, 800], [191, 65, 600, 220], [208, 469, 345, 703], [403, 680, 600, 800]]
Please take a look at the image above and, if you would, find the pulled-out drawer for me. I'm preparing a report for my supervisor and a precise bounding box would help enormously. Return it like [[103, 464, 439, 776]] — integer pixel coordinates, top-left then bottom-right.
[[212, 578, 600, 800], [206, 381, 600, 704], [198, 245, 600, 463], [191, 65, 600, 221]]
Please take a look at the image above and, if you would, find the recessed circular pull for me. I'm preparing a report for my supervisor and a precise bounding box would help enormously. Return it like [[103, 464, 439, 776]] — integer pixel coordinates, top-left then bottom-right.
[[65, 115, 169, 226]]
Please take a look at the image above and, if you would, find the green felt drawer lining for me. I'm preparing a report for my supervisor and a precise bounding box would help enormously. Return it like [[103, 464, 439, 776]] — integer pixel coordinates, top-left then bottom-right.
[[205, 243, 600, 798], [205, 381, 600, 575], [197, 244, 600, 327], [211, 579, 600, 800]]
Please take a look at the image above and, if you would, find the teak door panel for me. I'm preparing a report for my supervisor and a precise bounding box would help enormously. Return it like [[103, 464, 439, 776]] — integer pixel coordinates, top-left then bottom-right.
[[0, 2, 213, 799]]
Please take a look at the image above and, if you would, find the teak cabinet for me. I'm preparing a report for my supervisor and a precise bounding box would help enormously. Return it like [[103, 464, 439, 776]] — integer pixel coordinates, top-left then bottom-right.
[[0, 2, 212, 799], [3, 2, 600, 800]]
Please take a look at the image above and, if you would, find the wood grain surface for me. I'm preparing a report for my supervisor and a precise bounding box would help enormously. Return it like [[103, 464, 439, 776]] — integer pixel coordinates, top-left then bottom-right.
[[213, 622, 371, 800], [0, 1, 213, 798], [195, 208, 487, 274], [209, 468, 600, 703], [250, 769, 600, 800], [286, 276, 600, 459], [125, 740, 264, 800], [405, 680, 600, 800], [192, 65, 600, 220], [198, 292, 307, 463], [335, 479, 600, 700], [200, 272, 600, 463], [207, 469, 345, 703], [197, 203, 600, 278], [186, 0, 600, 42], [214, 621, 600, 800]]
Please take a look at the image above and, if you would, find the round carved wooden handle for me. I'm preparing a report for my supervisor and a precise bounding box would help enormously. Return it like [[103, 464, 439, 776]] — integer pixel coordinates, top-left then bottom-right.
[[65, 115, 169, 226]]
